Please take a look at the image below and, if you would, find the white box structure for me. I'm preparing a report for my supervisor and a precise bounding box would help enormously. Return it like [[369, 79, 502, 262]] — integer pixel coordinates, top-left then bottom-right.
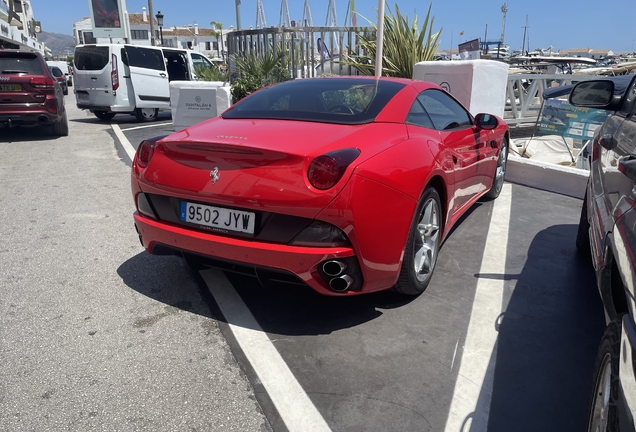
[[413, 60, 509, 118], [170, 81, 232, 129]]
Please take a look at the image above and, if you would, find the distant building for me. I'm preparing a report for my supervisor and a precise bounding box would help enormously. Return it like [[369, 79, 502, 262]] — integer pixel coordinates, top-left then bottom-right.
[[72, 8, 231, 60], [561, 48, 592, 58], [0, 0, 46, 53]]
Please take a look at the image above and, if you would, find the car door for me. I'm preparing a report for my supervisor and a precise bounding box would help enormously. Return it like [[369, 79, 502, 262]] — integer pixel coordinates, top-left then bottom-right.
[[590, 77, 636, 261], [417, 89, 485, 213], [123, 45, 170, 109], [605, 79, 636, 320]]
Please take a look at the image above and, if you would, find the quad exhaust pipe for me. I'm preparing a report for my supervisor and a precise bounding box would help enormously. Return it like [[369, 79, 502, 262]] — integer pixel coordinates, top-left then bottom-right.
[[322, 260, 354, 292], [329, 274, 353, 292], [322, 260, 347, 277]]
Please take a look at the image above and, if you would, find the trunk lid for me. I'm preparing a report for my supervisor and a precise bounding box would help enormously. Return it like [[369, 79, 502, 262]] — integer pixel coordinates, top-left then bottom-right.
[[0, 52, 51, 107], [140, 117, 407, 219]]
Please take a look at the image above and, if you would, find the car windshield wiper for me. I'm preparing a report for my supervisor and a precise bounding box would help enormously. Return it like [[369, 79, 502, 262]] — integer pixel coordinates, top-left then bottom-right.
[[1, 70, 29, 74]]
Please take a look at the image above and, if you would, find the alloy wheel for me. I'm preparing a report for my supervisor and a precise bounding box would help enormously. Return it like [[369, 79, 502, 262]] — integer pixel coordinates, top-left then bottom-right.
[[589, 353, 612, 432], [413, 197, 440, 282]]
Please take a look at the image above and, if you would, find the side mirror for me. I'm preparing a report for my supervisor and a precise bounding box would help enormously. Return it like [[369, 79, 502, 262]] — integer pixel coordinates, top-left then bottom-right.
[[569, 80, 614, 108], [475, 113, 498, 130]]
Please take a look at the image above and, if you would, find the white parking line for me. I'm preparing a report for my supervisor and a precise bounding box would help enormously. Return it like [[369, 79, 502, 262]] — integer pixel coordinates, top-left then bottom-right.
[[111, 123, 136, 161], [200, 269, 332, 432], [444, 183, 512, 432], [120, 122, 173, 132]]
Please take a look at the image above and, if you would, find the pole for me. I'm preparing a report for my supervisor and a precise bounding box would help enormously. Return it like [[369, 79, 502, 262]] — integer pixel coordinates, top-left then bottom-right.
[[374, 0, 385, 77], [235, 0, 242, 30], [483, 24, 487, 53], [147, 0, 156, 46]]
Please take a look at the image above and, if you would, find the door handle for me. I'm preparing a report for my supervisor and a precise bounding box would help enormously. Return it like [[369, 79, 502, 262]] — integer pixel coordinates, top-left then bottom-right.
[[159, 73, 167, 78], [91, 77, 97, 80]]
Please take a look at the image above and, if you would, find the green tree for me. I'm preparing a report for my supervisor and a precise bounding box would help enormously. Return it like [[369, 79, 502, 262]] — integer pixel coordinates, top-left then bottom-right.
[[210, 21, 224, 62], [340, 3, 442, 78], [230, 50, 292, 102]]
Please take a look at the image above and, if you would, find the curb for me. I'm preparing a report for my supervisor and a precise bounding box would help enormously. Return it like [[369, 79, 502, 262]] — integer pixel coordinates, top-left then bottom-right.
[[505, 155, 588, 199]]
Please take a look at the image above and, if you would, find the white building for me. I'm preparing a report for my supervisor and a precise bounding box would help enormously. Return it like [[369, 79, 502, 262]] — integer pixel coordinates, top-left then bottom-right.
[[0, 0, 45, 53], [73, 9, 231, 61]]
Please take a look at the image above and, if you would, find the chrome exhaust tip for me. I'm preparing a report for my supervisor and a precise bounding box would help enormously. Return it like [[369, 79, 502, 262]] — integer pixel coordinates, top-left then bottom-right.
[[329, 274, 353, 292], [323, 260, 347, 277]]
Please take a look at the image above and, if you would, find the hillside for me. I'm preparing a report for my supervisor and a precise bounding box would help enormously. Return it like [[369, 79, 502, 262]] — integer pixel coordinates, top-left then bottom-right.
[[38, 32, 75, 56]]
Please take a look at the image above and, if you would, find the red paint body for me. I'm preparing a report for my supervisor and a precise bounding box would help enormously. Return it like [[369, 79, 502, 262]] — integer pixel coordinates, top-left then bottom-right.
[[131, 77, 508, 295]]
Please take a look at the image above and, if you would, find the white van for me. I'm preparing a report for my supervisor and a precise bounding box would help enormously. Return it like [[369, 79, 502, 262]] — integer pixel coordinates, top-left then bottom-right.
[[73, 44, 216, 122]]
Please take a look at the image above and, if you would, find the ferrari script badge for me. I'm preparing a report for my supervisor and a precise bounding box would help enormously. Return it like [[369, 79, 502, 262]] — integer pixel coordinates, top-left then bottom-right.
[[210, 167, 220, 184]]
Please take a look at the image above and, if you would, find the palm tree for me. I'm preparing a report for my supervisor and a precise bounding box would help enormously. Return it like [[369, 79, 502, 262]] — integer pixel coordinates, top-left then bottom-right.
[[210, 21, 224, 62], [340, 3, 442, 78]]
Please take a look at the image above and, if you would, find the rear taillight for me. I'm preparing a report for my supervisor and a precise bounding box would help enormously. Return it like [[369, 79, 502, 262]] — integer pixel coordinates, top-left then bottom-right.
[[111, 53, 119, 91], [136, 140, 155, 168], [307, 148, 360, 190], [30, 77, 55, 88]]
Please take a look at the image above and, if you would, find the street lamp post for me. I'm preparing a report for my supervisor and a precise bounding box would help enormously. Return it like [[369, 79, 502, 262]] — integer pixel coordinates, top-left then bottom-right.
[[156, 11, 164, 46]]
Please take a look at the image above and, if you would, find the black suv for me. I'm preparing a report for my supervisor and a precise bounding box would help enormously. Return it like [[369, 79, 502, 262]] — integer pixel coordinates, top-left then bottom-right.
[[0, 49, 68, 136], [573, 76, 636, 432]]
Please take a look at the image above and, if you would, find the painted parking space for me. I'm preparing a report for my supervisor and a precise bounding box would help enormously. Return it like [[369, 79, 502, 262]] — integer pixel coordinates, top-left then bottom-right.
[[116, 122, 605, 431]]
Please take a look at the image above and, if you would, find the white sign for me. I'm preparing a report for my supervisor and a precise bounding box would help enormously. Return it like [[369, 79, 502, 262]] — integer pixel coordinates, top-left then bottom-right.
[[181, 89, 216, 117], [88, 0, 127, 39]]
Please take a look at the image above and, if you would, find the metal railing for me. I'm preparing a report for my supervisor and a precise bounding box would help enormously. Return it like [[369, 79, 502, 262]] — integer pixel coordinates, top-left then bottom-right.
[[504, 73, 604, 126], [227, 26, 372, 79]]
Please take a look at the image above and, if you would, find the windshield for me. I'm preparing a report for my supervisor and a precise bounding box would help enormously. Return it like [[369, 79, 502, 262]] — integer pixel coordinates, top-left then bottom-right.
[[222, 78, 406, 125]]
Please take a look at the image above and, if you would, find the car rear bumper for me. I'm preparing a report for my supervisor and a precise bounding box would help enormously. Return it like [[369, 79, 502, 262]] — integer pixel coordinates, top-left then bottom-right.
[[133, 211, 366, 296], [0, 110, 61, 126]]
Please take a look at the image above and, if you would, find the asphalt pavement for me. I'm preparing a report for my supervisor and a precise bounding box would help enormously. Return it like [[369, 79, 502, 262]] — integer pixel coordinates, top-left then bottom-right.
[[0, 100, 606, 432]]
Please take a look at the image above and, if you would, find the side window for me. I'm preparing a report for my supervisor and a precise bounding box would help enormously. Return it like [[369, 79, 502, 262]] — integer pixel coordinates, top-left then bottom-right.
[[417, 90, 473, 131], [191, 53, 211, 69], [124, 47, 165, 71], [120, 48, 129, 66], [406, 98, 435, 129], [622, 78, 636, 117]]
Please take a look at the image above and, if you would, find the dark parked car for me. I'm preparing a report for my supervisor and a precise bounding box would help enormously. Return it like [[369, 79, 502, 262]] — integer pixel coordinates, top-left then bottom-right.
[[574, 77, 636, 431], [0, 49, 68, 136], [48, 66, 68, 95]]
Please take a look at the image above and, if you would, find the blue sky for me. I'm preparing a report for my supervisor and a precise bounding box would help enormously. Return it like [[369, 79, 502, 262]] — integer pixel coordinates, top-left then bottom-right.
[[34, 0, 636, 52]]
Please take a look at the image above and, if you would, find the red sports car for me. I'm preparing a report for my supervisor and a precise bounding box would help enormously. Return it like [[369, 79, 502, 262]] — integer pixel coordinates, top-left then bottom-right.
[[131, 77, 509, 296]]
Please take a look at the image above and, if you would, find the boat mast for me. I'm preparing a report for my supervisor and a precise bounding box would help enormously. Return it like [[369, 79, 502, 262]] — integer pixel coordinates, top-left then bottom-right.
[[500, 3, 507, 45], [521, 15, 529, 54]]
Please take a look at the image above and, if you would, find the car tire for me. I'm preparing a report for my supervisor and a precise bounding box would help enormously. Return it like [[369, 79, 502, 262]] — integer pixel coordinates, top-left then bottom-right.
[[51, 110, 69, 137], [392, 186, 442, 295], [135, 108, 159, 122], [587, 317, 622, 432], [485, 137, 508, 200], [94, 111, 116, 121], [577, 193, 592, 257]]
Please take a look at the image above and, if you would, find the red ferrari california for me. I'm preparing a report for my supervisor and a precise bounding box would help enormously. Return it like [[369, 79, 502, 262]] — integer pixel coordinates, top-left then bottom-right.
[[131, 76, 509, 296]]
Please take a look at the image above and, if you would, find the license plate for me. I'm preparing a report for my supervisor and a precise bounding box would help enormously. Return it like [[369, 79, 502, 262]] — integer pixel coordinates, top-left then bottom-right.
[[180, 202, 255, 234], [78, 92, 89, 101], [0, 84, 21, 91]]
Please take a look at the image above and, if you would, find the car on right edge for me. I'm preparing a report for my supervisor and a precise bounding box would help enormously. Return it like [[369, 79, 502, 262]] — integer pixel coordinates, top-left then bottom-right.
[[574, 76, 636, 432]]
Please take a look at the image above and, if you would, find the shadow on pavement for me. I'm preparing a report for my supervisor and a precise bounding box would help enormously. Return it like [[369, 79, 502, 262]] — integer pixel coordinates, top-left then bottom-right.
[[117, 252, 215, 320], [471, 224, 604, 431], [0, 125, 61, 142], [116, 250, 417, 335]]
